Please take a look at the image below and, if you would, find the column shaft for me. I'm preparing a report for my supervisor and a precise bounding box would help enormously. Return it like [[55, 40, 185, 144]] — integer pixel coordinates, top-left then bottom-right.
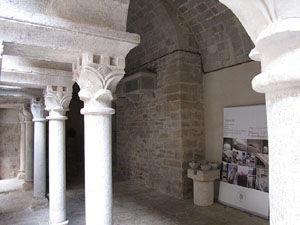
[[45, 85, 72, 225], [49, 119, 67, 224], [266, 88, 300, 225], [84, 114, 112, 225], [25, 121, 34, 182], [18, 122, 26, 179], [33, 121, 47, 198]]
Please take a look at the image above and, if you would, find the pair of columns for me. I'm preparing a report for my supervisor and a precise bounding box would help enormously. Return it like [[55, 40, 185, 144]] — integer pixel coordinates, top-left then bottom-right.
[[45, 53, 124, 225], [17, 91, 69, 224], [46, 53, 123, 225], [18, 102, 47, 197]]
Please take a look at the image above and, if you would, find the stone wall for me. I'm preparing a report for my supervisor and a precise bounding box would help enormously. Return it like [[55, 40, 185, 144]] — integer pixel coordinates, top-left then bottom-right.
[[168, 0, 254, 72], [126, 0, 199, 72], [0, 109, 20, 179], [115, 51, 204, 199], [127, 0, 253, 73]]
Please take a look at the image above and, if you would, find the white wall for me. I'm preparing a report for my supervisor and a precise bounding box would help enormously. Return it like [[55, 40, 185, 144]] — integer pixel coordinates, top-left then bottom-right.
[[203, 61, 265, 163]]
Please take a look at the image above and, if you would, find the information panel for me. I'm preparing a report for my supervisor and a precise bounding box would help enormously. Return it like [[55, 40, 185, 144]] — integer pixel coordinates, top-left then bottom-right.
[[218, 105, 269, 218]]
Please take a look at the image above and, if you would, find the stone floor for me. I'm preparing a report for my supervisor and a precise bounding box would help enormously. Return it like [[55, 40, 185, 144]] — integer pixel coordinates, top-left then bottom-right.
[[0, 181, 269, 225]]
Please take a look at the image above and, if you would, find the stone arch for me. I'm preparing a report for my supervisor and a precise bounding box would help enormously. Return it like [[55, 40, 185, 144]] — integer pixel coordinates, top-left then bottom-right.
[[126, 0, 199, 73], [167, 0, 254, 72]]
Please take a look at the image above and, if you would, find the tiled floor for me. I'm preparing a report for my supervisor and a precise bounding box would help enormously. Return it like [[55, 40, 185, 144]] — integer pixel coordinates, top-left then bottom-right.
[[0, 181, 269, 225]]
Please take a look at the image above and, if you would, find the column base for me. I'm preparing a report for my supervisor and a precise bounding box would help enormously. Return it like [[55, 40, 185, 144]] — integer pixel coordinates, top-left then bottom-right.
[[17, 171, 25, 179], [30, 197, 48, 211], [50, 220, 69, 225], [22, 181, 33, 191]]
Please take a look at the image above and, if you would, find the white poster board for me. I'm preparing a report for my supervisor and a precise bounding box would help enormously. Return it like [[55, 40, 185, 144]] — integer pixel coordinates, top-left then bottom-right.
[[218, 105, 269, 219]]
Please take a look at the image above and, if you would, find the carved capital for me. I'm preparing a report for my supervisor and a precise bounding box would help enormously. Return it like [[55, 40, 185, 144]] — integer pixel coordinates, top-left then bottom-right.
[[31, 99, 46, 122], [19, 110, 25, 123], [23, 106, 33, 122], [44, 85, 72, 120], [73, 53, 125, 115]]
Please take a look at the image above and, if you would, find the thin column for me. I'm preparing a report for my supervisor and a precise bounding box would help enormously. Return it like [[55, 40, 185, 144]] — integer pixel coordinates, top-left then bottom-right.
[[73, 53, 126, 225], [0, 40, 3, 76], [219, 1, 300, 224], [31, 99, 47, 204], [17, 110, 26, 179], [23, 107, 33, 190], [45, 86, 72, 225]]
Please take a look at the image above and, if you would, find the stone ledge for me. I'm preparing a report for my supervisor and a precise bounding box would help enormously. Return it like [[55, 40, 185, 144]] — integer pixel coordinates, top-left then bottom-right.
[[187, 168, 220, 182]]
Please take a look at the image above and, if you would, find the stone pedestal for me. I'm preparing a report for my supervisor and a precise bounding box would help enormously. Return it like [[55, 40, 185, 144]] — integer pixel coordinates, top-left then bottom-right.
[[18, 111, 26, 179], [187, 169, 220, 206], [219, 1, 300, 224], [45, 86, 72, 225], [23, 108, 33, 190], [31, 99, 47, 201]]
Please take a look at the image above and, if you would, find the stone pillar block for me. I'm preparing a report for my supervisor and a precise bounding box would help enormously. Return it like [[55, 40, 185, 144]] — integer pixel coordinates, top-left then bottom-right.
[[187, 169, 220, 206]]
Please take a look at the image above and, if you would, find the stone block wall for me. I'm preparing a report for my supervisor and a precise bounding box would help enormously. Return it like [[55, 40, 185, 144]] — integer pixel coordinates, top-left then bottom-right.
[[126, 0, 199, 72], [127, 0, 254, 73], [168, 0, 254, 72], [0, 109, 20, 179], [115, 51, 204, 199]]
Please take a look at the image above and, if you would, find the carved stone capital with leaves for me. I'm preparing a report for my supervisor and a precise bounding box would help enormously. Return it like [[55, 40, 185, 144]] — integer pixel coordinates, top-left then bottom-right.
[[31, 98, 46, 122], [44, 85, 72, 120], [73, 53, 125, 115]]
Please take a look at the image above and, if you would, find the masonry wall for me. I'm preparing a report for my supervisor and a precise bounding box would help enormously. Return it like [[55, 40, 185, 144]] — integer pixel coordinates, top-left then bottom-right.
[[167, 0, 254, 72], [115, 51, 204, 199], [0, 109, 20, 179], [126, 0, 199, 72]]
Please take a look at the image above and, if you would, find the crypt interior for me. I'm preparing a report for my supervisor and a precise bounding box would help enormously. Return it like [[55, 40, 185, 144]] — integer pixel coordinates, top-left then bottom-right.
[[0, 0, 299, 225]]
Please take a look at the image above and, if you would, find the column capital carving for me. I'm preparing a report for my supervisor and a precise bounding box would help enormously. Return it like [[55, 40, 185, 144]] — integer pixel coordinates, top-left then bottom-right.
[[72, 53, 125, 115], [44, 85, 72, 120], [31, 99, 46, 122], [23, 106, 33, 122]]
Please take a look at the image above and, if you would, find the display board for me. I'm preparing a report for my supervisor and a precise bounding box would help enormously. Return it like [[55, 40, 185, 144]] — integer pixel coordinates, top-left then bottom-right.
[[218, 105, 269, 218]]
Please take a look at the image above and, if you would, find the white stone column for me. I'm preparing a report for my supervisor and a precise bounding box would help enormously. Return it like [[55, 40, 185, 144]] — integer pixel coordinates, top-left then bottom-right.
[[17, 110, 26, 179], [73, 53, 125, 225], [31, 99, 47, 201], [45, 86, 72, 225], [219, 0, 300, 224], [23, 107, 34, 190], [0, 40, 3, 75]]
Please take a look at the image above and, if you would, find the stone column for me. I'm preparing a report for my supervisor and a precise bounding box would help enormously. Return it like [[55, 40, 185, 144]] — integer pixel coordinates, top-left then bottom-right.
[[31, 99, 47, 204], [0, 40, 3, 75], [45, 86, 72, 225], [73, 53, 125, 225], [17, 110, 26, 179], [23, 107, 34, 190], [219, 0, 300, 224]]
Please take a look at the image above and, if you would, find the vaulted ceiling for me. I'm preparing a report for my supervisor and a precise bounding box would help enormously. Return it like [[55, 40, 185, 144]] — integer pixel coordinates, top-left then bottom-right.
[[126, 0, 254, 73]]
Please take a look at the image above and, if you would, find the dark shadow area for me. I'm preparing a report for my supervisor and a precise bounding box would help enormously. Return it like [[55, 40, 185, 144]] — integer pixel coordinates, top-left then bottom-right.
[[66, 83, 84, 187]]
